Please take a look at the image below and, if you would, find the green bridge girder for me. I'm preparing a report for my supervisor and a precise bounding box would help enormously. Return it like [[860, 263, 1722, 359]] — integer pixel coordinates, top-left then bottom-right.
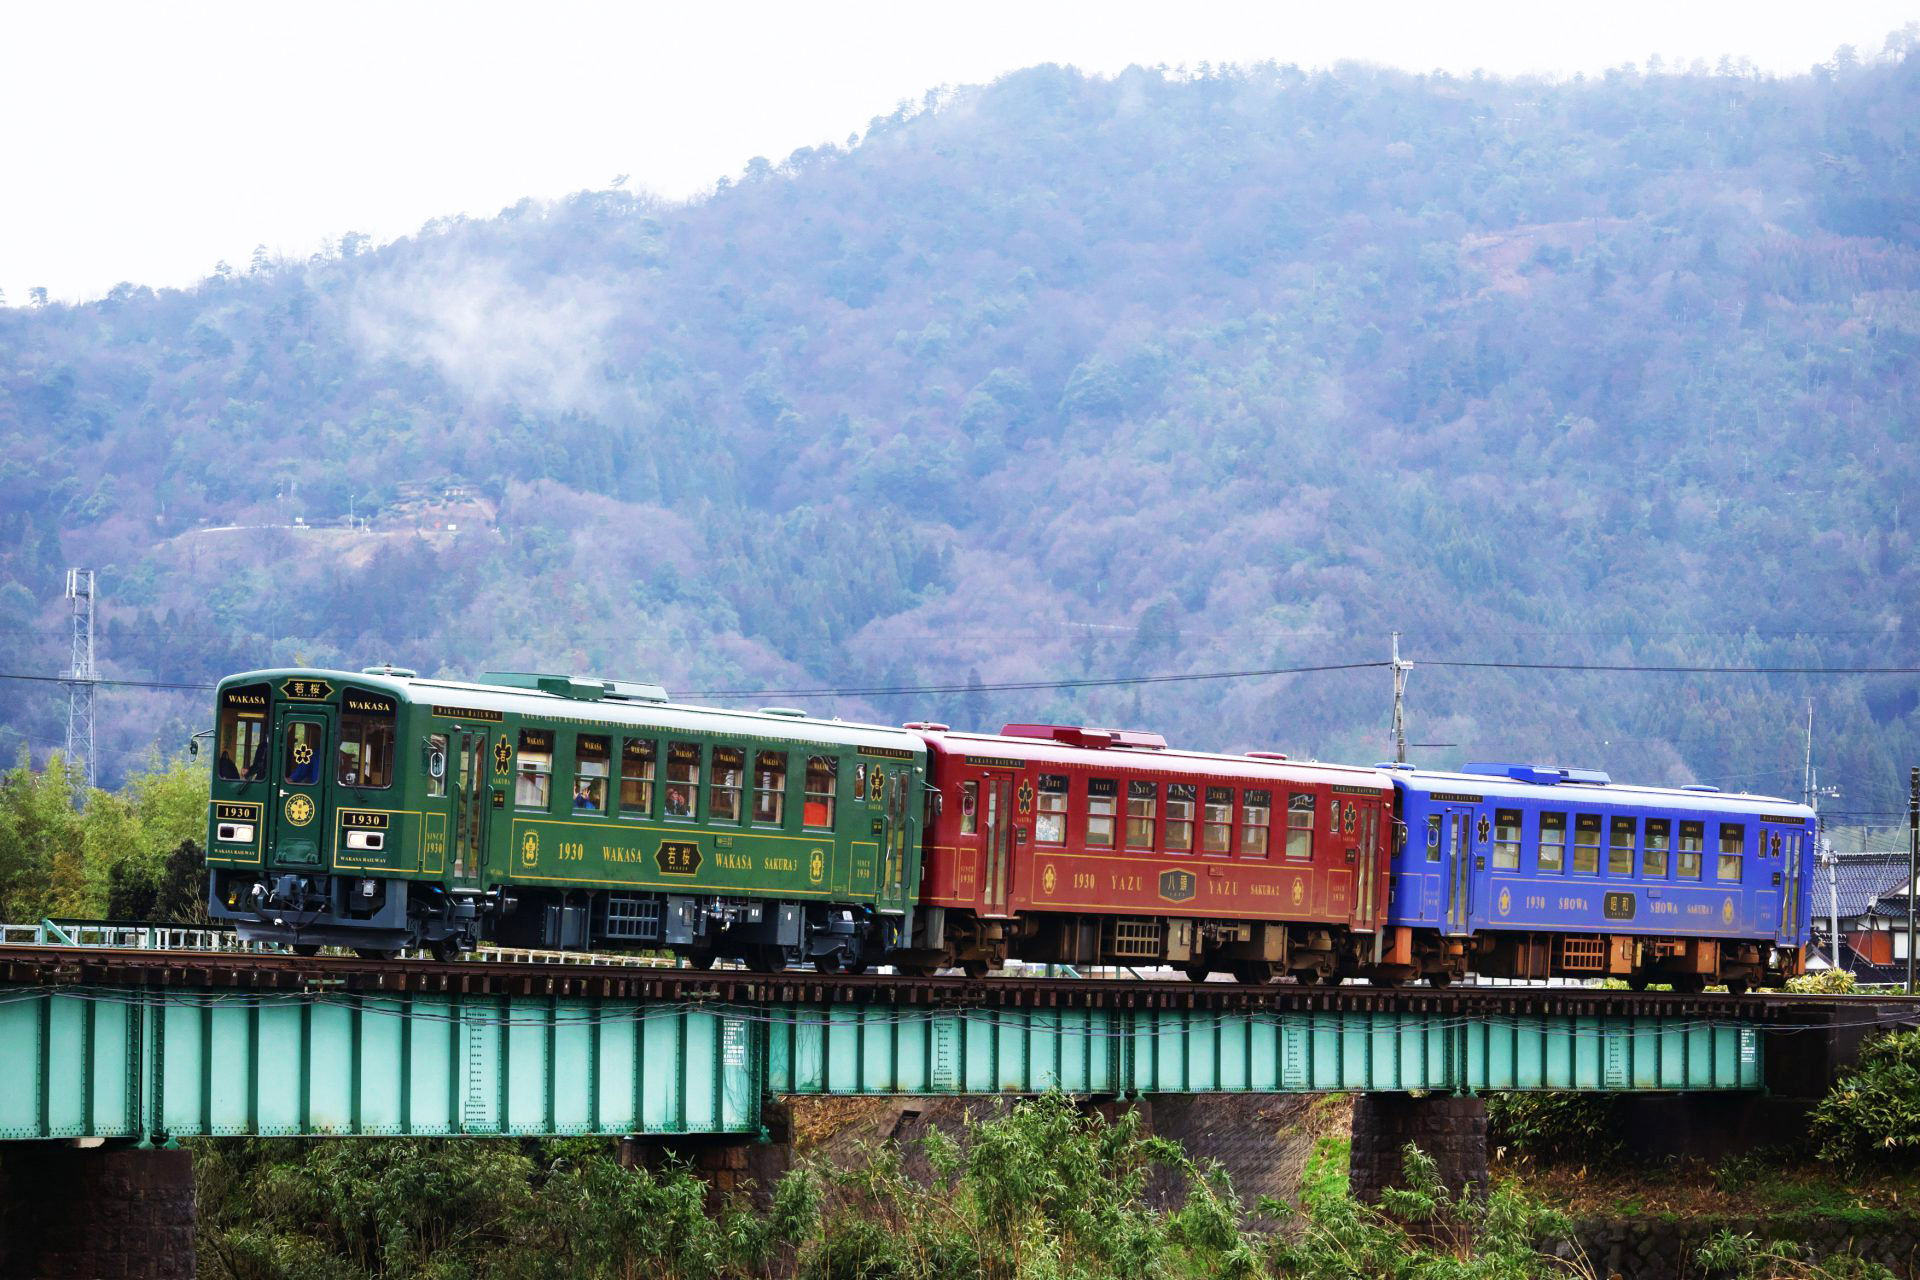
[[0, 984, 1763, 1143]]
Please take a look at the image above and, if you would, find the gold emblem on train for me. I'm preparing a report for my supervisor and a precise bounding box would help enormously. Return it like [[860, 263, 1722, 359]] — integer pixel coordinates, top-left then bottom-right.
[[292, 742, 314, 766], [809, 848, 825, 884], [1042, 862, 1058, 895], [1722, 897, 1735, 924], [494, 736, 513, 775], [1498, 886, 1512, 917], [1290, 877, 1305, 907], [284, 793, 315, 827], [521, 829, 540, 868]]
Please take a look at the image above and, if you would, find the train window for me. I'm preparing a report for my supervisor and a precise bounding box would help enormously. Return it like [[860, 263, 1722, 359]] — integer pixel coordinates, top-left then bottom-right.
[[664, 741, 700, 819], [1425, 814, 1442, 863], [1572, 816, 1601, 873], [1086, 778, 1117, 846], [337, 688, 397, 789], [1677, 821, 1704, 878], [803, 757, 837, 827], [1287, 794, 1315, 859], [516, 730, 553, 809], [620, 739, 656, 816], [1718, 823, 1744, 880], [283, 721, 324, 785], [1126, 781, 1157, 849], [1036, 775, 1068, 844], [709, 746, 745, 823], [573, 735, 609, 812], [1166, 783, 1196, 852], [1644, 819, 1670, 877], [1608, 817, 1635, 876], [1493, 809, 1522, 869], [753, 752, 788, 825], [959, 780, 979, 835], [1203, 787, 1234, 854], [1538, 812, 1566, 873], [1242, 790, 1271, 856], [427, 733, 448, 798], [215, 683, 270, 781]]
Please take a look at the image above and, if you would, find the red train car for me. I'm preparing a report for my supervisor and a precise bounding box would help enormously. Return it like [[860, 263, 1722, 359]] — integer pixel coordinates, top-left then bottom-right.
[[897, 723, 1394, 982]]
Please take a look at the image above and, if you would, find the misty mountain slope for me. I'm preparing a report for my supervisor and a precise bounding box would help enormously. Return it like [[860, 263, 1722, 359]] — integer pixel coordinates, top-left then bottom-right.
[[1, 53, 1916, 821]]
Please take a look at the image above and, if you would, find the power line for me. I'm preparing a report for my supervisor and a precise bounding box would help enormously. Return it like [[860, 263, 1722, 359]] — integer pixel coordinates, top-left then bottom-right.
[[687, 661, 1392, 699], [0, 654, 1917, 703], [0, 673, 215, 692], [1423, 660, 1920, 675]]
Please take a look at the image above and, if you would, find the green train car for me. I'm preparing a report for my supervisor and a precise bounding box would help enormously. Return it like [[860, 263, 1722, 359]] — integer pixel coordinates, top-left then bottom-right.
[[205, 667, 926, 967]]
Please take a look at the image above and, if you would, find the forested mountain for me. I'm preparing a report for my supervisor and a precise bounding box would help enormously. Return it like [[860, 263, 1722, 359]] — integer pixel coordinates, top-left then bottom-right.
[[2, 47, 1917, 834]]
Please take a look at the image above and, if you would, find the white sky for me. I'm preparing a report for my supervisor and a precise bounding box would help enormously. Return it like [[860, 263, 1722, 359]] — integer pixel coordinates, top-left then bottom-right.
[[3, 0, 1915, 304]]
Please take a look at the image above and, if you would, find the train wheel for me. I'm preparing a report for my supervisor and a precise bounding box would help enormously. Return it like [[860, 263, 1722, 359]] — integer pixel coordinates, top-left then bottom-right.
[[756, 946, 789, 973], [1368, 975, 1403, 989], [356, 947, 399, 961], [1295, 969, 1322, 986], [1234, 964, 1273, 985], [815, 952, 843, 974], [1626, 975, 1650, 992], [429, 939, 462, 963], [1182, 961, 1213, 983], [961, 958, 990, 980], [897, 962, 939, 978], [683, 952, 716, 970], [291, 944, 320, 957], [845, 960, 869, 976], [1724, 977, 1750, 997], [1427, 970, 1452, 988]]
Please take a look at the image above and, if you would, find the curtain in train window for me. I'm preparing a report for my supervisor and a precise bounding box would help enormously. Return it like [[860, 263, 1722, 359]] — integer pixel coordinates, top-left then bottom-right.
[[1085, 778, 1117, 847], [1035, 775, 1068, 844]]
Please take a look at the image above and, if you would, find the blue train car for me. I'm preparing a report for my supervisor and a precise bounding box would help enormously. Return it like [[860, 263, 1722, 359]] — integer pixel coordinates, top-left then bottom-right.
[[1376, 763, 1814, 992]]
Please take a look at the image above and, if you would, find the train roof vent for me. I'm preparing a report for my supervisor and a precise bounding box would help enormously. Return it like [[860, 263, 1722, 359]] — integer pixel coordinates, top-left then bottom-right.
[[902, 721, 950, 732], [479, 672, 668, 703], [1373, 761, 1418, 770], [1463, 762, 1612, 787], [760, 707, 807, 718], [1001, 724, 1168, 751], [1681, 784, 1722, 793], [1245, 750, 1290, 761], [1463, 762, 1559, 785], [362, 664, 418, 678]]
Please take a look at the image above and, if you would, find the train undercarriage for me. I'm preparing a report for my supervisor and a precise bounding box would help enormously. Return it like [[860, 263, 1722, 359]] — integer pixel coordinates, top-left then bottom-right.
[[894, 907, 1377, 983]]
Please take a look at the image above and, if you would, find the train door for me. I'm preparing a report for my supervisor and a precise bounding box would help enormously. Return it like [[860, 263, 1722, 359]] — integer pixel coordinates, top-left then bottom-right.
[[270, 705, 334, 870], [875, 764, 914, 915], [1766, 821, 1804, 945], [981, 773, 1015, 915], [450, 729, 489, 888], [1444, 803, 1477, 935]]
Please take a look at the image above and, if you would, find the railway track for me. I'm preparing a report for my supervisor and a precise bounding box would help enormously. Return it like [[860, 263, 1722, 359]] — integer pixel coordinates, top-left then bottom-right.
[[3, 943, 1914, 1021]]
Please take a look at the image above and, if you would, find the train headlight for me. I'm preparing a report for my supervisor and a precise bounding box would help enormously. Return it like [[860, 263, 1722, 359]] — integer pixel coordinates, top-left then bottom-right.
[[216, 822, 256, 844], [345, 830, 386, 851]]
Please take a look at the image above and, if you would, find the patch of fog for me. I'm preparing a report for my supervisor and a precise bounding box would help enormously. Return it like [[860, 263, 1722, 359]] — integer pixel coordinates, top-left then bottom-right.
[[343, 255, 619, 416]]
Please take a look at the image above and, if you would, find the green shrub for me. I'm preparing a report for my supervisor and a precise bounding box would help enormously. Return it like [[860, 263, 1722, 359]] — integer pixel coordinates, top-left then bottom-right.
[[1485, 1092, 1620, 1166], [1810, 1028, 1920, 1171], [1786, 970, 1859, 995]]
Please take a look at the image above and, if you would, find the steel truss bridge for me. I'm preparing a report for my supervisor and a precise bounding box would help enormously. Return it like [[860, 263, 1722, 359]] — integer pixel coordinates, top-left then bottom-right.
[[4, 945, 1910, 1144]]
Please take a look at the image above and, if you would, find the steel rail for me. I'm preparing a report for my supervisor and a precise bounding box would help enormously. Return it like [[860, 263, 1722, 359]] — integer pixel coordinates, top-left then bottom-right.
[[3, 943, 1914, 1021]]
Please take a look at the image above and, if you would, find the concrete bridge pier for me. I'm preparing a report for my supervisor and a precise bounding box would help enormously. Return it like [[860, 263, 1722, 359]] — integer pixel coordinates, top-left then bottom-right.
[[0, 1143, 195, 1279], [1348, 1092, 1488, 1204]]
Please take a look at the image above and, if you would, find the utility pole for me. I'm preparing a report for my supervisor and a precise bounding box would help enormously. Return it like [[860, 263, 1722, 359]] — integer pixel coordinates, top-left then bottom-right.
[[1908, 766, 1917, 994], [1390, 632, 1412, 764], [1805, 703, 1843, 970], [63, 568, 97, 800]]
